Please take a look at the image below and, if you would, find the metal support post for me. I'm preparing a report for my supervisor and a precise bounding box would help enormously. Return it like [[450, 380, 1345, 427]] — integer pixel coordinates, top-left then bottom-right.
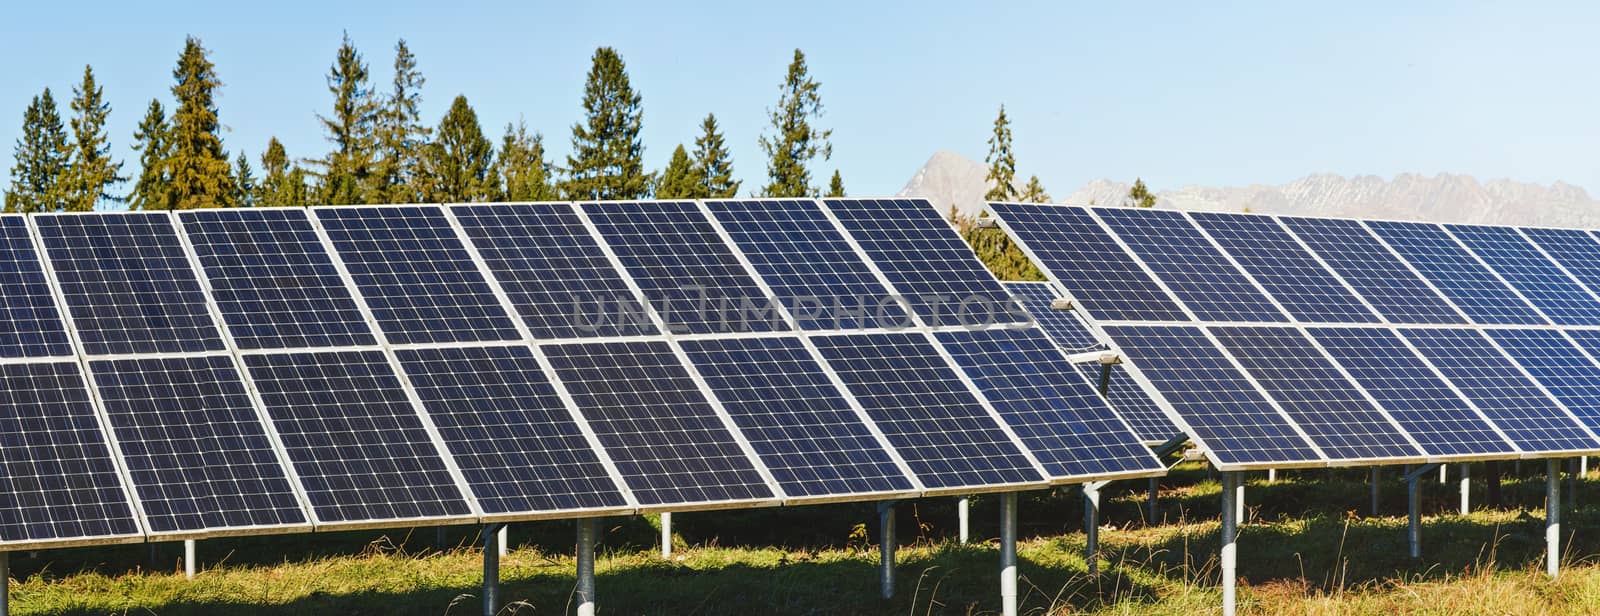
[[1583, 456, 1589, 478], [1147, 476, 1159, 524], [576, 518, 597, 616], [1220, 472, 1238, 616], [1439, 464, 1447, 484], [958, 497, 970, 544], [1548, 459, 1561, 578], [1084, 482, 1102, 575], [1404, 463, 1441, 559], [1267, 469, 1276, 483], [184, 540, 196, 580], [879, 501, 896, 599], [1567, 459, 1577, 513], [498, 525, 508, 558], [1487, 461, 1503, 509], [1460, 463, 1470, 515], [1370, 467, 1380, 517], [1000, 492, 1018, 616], [660, 512, 672, 558], [483, 523, 503, 616]]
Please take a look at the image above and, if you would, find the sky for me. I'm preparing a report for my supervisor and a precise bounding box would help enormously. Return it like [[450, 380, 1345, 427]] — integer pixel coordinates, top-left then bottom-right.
[[3, 1, 1599, 202]]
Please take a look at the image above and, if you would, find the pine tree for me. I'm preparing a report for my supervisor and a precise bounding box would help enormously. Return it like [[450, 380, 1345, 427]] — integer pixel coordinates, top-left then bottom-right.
[[759, 49, 831, 198], [1126, 177, 1156, 208], [166, 36, 233, 209], [128, 99, 171, 210], [655, 144, 699, 199], [64, 66, 124, 211], [232, 151, 256, 207], [564, 47, 650, 200], [312, 32, 379, 205], [824, 170, 845, 198], [692, 113, 739, 198], [984, 105, 1016, 202], [422, 95, 494, 202], [1018, 175, 1050, 203], [257, 137, 291, 206], [495, 119, 556, 201], [372, 39, 429, 203], [5, 89, 71, 213]]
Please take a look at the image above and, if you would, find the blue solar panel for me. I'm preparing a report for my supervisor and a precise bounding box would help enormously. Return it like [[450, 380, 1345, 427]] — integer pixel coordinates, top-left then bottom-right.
[[449, 203, 658, 340], [1092, 208, 1288, 322], [0, 362, 139, 546], [825, 198, 1027, 327], [1308, 327, 1514, 457], [542, 340, 776, 507], [810, 332, 1043, 489], [89, 355, 306, 534], [1280, 217, 1465, 324], [1366, 221, 1545, 325], [395, 345, 630, 515], [935, 327, 1164, 478], [179, 208, 378, 350], [1102, 324, 1322, 466], [989, 203, 1187, 322], [313, 206, 521, 345], [1074, 362, 1183, 442], [0, 216, 71, 357], [35, 213, 225, 355], [1003, 282, 1103, 351], [1207, 326, 1421, 461], [582, 201, 789, 335], [1486, 329, 1600, 433], [1521, 227, 1600, 297], [1400, 328, 1598, 453], [705, 199, 912, 330], [1190, 212, 1379, 323], [679, 336, 916, 498], [243, 350, 474, 524], [1447, 224, 1600, 326]]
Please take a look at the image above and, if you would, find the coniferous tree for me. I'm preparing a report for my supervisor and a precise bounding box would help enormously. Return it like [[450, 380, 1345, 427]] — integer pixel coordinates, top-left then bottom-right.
[[313, 33, 379, 205], [759, 49, 831, 198], [166, 36, 233, 209], [5, 89, 71, 213], [495, 120, 556, 201], [257, 137, 311, 207], [564, 47, 650, 200], [128, 99, 172, 210], [1018, 175, 1050, 203], [1126, 178, 1156, 208], [655, 144, 699, 199], [984, 105, 1017, 202], [692, 113, 739, 198], [422, 95, 494, 202], [825, 170, 845, 198], [372, 39, 429, 203], [64, 66, 124, 211], [232, 151, 257, 207]]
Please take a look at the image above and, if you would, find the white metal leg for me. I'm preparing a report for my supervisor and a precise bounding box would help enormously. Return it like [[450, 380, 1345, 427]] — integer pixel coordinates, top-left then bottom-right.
[[1460, 463, 1470, 515], [1548, 459, 1561, 579], [1000, 492, 1018, 616], [660, 512, 672, 559], [958, 497, 970, 544], [498, 525, 508, 558], [184, 540, 196, 580], [1220, 472, 1237, 616]]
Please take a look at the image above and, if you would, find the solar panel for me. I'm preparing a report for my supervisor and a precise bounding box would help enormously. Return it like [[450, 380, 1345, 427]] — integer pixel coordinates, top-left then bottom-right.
[[1485, 329, 1600, 432], [243, 350, 475, 524], [1074, 363, 1183, 442], [1279, 217, 1465, 324], [179, 208, 378, 350], [809, 332, 1043, 490], [1307, 327, 1514, 457], [0, 216, 72, 357], [679, 336, 916, 498], [987, 203, 1187, 322], [34, 212, 225, 355], [1520, 227, 1600, 297], [1447, 224, 1600, 326], [0, 361, 140, 547], [88, 354, 307, 534], [704, 199, 912, 330], [1206, 326, 1421, 461], [394, 345, 631, 516], [1091, 208, 1288, 322], [1399, 328, 1598, 453], [935, 327, 1164, 478], [542, 340, 777, 507], [1366, 221, 1545, 325], [1190, 212, 1379, 323], [824, 198, 1027, 327], [1102, 324, 1322, 466], [312, 206, 521, 345], [1003, 282, 1103, 351], [449, 203, 659, 340]]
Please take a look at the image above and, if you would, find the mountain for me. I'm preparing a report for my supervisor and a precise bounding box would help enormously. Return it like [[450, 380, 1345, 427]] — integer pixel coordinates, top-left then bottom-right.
[[899, 151, 1600, 227]]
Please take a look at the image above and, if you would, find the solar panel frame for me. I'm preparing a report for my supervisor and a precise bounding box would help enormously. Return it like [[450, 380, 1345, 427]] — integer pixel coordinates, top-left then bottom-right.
[[1445, 223, 1600, 326], [1365, 220, 1546, 325]]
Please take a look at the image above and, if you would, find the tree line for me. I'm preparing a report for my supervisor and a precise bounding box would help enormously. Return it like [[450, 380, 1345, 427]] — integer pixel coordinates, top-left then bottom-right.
[[4, 36, 847, 212]]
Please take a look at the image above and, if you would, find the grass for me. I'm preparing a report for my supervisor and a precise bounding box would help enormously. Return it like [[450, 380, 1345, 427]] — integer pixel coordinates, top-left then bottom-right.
[[9, 462, 1600, 614]]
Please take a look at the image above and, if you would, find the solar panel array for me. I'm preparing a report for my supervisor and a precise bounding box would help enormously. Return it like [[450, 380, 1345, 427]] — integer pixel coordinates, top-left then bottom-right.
[[991, 203, 1600, 470], [0, 199, 1161, 551]]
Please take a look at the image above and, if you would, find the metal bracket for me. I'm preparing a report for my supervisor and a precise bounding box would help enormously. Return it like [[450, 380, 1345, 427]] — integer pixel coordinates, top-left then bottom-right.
[[1151, 435, 1190, 458], [1404, 463, 1443, 483], [1049, 298, 1073, 311]]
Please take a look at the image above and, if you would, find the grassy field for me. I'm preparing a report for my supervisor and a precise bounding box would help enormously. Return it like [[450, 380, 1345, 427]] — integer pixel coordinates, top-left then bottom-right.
[[10, 462, 1600, 615]]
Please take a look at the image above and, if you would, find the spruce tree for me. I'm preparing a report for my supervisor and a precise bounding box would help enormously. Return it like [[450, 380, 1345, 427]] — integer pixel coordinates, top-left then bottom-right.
[[655, 144, 699, 199], [984, 105, 1016, 202], [257, 137, 291, 206], [495, 120, 556, 201], [313, 32, 378, 205], [825, 170, 845, 198], [233, 151, 257, 207], [5, 89, 71, 213], [564, 47, 650, 200], [1126, 178, 1156, 208], [372, 39, 430, 203], [166, 36, 233, 209], [128, 99, 171, 210], [1018, 175, 1050, 203], [759, 49, 831, 198], [422, 95, 494, 203], [692, 113, 739, 198], [65, 66, 124, 211]]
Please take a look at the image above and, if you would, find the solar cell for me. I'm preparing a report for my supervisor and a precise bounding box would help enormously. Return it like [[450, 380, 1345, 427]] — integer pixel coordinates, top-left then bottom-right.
[[179, 208, 377, 350], [243, 350, 475, 524], [1447, 224, 1600, 326], [1279, 217, 1465, 324], [0, 216, 72, 357], [312, 206, 521, 345], [35, 213, 225, 355], [810, 332, 1044, 490], [825, 198, 1027, 327], [1190, 212, 1379, 323], [1091, 208, 1288, 322], [1003, 282, 1103, 351], [1074, 362, 1183, 442], [395, 345, 631, 516], [1486, 329, 1600, 432], [1520, 227, 1600, 297], [542, 340, 777, 507], [935, 327, 1164, 478], [449, 203, 658, 340], [89, 355, 307, 534], [1366, 221, 1544, 325], [679, 336, 916, 498]]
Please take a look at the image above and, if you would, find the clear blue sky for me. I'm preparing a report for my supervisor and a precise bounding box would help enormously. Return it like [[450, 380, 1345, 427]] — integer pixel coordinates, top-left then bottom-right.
[[3, 1, 1597, 202]]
